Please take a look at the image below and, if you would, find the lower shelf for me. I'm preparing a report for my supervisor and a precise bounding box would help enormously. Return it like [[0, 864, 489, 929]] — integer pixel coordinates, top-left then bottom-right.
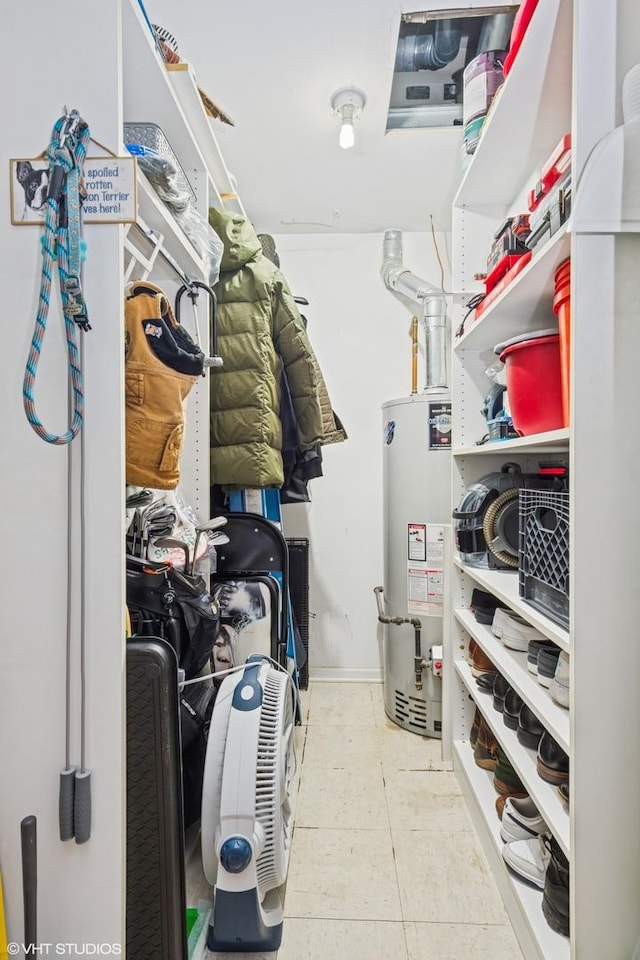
[[454, 739, 570, 960], [456, 658, 569, 857]]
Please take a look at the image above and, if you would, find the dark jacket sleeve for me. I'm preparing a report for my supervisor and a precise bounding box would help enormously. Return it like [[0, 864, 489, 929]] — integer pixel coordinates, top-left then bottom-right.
[[271, 276, 324, 450]]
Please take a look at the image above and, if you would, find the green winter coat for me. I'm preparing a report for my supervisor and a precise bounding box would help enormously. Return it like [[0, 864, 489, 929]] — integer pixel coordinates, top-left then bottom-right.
[[208, 208, 324, 489]]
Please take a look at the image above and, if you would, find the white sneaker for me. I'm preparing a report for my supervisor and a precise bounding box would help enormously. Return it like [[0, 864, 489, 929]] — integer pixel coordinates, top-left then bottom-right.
[[549, 651, 570, 708], [502, 835, 551, 888], [500, 796, 548, 843], [492, 608, 546, 651]]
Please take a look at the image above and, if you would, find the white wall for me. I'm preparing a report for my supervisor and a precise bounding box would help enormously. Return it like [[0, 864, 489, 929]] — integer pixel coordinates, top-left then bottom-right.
[[276, 230, 451, 681], [0, 3, 125, 949]]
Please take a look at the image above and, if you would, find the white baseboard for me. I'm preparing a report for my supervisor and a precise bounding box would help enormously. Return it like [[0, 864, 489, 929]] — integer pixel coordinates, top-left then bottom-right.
[[308, 667, 383, 683]]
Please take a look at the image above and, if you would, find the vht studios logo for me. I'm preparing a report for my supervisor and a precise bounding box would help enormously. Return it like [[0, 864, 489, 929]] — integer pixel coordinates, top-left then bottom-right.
[[8, 945, 122, 956]]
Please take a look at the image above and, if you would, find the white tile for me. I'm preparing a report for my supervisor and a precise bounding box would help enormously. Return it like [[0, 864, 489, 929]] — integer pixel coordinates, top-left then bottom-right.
[[376, 724, 452, 772], [307, 683, 376, 726], [302, 724, 381, 769], [185, 855, 213, 907], [297, 690, 311, 724], [206, 948, 276, 960], [296, 765, 388, 829], [285, 827, 402, 920], [370, 683, 390, 727], [278, 918, 408, 960], [384, 770, 472, 833], [404, 921, 524, 960], [392, 829, 508, 924]]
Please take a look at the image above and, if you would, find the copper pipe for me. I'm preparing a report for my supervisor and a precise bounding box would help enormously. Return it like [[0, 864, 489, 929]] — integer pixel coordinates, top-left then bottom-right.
[[410, 316, 418, 395]]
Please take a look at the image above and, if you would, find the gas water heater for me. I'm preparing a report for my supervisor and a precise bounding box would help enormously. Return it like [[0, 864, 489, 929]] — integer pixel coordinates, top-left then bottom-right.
[[375, 230, 451, 738]]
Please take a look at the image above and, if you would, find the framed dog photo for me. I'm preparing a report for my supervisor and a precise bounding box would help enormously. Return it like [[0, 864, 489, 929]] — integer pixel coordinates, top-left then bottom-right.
[[10, 155, 137, 225], [10, 158, 49, 224]]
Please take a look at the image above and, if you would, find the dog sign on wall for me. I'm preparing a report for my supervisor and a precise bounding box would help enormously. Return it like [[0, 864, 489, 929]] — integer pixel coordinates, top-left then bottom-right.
[[10, 156, 137, 225]]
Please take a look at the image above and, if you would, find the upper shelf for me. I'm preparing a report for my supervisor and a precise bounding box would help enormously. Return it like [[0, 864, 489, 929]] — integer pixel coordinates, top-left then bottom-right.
[[453, 0, 573, 214], [453, 559, 570, 651], [455, 224, 571, 352], [122, 0, 245, 218], [165, 64, 245, 217], [452, 428, 570, 457]]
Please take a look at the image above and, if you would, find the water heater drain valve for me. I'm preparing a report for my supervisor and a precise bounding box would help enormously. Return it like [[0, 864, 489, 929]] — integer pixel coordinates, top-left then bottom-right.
[[431, 645, 444, 677]]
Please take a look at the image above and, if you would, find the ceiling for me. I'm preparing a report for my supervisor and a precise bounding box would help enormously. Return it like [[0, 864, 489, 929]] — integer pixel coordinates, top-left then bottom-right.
[[148, 0, 494, 234]]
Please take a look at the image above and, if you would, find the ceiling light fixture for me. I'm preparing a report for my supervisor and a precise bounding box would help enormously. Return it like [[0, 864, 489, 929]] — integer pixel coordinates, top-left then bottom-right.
[[331, 88, 366, 150]]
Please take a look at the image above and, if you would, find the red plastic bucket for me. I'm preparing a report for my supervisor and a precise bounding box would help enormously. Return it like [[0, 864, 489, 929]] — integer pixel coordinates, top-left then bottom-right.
[[553, 258, 571, 427], [498, 332, 563, 436]]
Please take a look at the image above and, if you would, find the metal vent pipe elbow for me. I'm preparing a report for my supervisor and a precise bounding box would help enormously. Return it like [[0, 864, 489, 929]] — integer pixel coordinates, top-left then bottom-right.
[[381, 229, 448, 391]]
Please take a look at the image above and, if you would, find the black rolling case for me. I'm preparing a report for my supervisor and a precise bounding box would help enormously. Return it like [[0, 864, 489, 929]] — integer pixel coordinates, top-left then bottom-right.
[[126, 638, 188, 960]]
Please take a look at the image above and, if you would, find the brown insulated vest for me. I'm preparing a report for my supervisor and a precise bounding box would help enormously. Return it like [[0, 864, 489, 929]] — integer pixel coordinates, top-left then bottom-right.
[[125, 281, 202, 490]]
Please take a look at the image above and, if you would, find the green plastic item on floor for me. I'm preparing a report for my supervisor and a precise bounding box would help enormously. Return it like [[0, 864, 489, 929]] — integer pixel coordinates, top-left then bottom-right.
[[185, 907, 199, 938]]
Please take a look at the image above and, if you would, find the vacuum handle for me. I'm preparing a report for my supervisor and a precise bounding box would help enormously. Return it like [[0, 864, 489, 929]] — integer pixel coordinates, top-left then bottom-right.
[[20, 816, 37, 951]]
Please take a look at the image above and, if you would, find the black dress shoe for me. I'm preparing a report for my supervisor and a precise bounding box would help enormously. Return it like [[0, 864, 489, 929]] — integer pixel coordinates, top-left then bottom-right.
[[492, 674, 509, 713], [476, 671, 499, 692], [516, 703, 544, 749], [542, 836, 570, 936], [503, 688, 523, 730], [537, 732, 569, 785], [470, 588, 508, 625]]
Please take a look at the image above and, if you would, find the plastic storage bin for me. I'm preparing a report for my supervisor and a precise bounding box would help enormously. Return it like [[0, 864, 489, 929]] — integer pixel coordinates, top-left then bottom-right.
[[496, 329, 563, 435], [519, 488, 569, 629], [554, 258, 571, 427]]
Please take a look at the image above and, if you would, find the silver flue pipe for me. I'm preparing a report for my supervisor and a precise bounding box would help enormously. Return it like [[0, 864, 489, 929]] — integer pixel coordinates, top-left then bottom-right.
[[381, 229, 448, 392]]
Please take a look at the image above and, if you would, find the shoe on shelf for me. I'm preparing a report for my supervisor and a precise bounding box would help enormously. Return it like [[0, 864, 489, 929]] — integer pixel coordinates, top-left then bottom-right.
[[493, 674, 510, 713], [517, 703, 545, 750], [537, 732, 569, 785], [549, 651, 570, 708], [503, 688, 524, 730], [476, 670, 499, 693], [494, 746, 528, 797], [558, 782, 569, 808], [500, 796, 548, 843], [471, 588, 507, 625], [467, 637, 478, 664], [502, 834, 551, 889], [470, 705, 482, 748], [542, 836, 570, 936], [537, 646, 562, 688], [471, 646, 499, 679], [527, 638, 555, 675], [473, 716, 499, 771], [492, 608, 546, 651]]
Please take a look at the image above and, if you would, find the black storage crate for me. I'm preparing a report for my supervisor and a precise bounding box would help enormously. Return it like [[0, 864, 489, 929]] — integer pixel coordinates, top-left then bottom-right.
[[519, 489, 569, 629], [287, 538, 310, 689]]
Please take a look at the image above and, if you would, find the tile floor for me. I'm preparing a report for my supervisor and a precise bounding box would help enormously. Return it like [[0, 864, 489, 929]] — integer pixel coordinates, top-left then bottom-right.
[[192, 682, 524, 960]]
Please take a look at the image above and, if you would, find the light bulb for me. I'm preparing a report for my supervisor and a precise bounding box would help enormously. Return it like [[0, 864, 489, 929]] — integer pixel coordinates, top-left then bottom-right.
[[339, 118, 355, 149]]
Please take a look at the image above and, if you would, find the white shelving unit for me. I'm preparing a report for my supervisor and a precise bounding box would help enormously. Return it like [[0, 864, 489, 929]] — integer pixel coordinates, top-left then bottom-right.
[[448, 1, 640, 958]]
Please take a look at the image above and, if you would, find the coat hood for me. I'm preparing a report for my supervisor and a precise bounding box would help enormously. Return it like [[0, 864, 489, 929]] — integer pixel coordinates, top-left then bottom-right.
[[208, 207, 262, 272]]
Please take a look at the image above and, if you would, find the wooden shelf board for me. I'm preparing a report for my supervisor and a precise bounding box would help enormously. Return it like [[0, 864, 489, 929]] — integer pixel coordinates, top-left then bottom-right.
[[454, 740, 571, 960], [453, 560, 570, 652], [455, 226, 571, 352], [455, 658, 570, 858], [452, 428, 570, 457], [454, 607, 570, 754], [453, 0, 572, 213]]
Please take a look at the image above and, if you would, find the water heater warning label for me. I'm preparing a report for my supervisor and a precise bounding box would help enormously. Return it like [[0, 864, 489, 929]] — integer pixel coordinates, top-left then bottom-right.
[[428, 402, 452, 450], [407, 524, 445, 616]]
